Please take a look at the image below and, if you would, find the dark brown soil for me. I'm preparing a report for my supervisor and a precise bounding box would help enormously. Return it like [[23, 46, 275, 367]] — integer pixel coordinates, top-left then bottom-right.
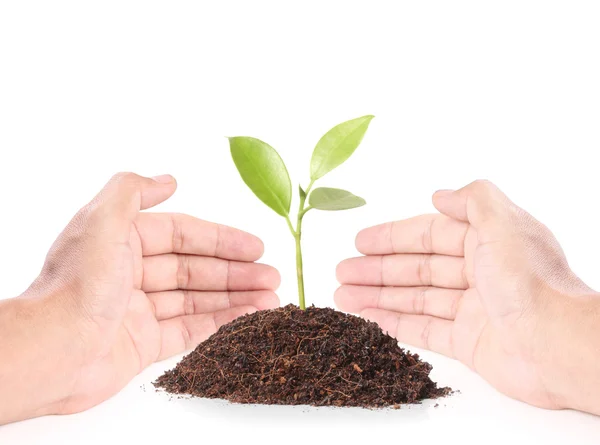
[[154, 305, 451, 408]]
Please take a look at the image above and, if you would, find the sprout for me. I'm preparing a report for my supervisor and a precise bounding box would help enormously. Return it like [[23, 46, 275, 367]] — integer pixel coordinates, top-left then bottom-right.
[[229, 115, 373, 309]]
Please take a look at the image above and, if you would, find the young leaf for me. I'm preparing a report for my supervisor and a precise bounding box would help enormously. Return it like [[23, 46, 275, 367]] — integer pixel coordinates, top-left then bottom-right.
[[299, 185, 307, 201], [310, 115, 374, 181], [229, 136, 292, 217], [309, 187, 366, 211]]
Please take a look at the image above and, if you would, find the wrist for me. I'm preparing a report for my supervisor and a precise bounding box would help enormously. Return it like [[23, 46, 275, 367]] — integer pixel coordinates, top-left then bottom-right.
[[0, 294, 80, 424]]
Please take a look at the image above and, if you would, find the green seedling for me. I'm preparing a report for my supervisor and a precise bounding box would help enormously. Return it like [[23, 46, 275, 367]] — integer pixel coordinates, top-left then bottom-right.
[[228, 115, 374, 309]]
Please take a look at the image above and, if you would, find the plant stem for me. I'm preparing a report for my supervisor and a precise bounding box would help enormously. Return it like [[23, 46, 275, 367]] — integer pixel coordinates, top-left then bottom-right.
[[294, 226, 305, 310], [293, 179, 315, 310], [284, 215, 296, 237], [299, 206, 313, 218]]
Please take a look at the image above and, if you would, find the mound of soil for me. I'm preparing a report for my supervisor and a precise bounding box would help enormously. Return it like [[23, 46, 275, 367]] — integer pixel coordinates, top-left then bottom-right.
[[155, 305, 450, 408]]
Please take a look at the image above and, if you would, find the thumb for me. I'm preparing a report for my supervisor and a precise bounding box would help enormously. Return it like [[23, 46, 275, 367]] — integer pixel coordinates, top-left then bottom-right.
[[89, 172, 177, 241], [432, 179, 511, 232]]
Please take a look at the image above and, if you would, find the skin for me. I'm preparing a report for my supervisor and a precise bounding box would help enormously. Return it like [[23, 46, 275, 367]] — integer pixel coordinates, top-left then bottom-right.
[[336, 180, 600, 416], [0, 173, 280, 425], [2, 176, 599, 423]]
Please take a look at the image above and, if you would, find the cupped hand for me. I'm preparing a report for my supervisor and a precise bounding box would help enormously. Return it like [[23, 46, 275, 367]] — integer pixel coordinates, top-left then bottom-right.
[[25, 173, 280, 414], [335, 180, 594, 409]]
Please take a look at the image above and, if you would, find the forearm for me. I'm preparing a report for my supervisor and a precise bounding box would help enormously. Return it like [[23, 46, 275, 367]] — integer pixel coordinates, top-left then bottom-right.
[[0, 296, 76, 425], [543, 295, 600, 416]]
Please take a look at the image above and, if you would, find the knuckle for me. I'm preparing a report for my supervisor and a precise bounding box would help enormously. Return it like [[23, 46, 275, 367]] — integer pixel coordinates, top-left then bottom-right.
[[176, 255, 191, 289], [468, 179, 498, 198], [225, 290, 232, 309], [182, 290, 195, 315], [421, 217, 434, 253], [421, 318, 433, 350], [224, 260, 232, 290], [414, 287, 427, 315], [110, 172, 142, 196], [472, 179, 494, 190], [375, 286, 384, 310], [171, 214, 185, 252], [417, 254, 432, 285], [111, 172, 138, 183]]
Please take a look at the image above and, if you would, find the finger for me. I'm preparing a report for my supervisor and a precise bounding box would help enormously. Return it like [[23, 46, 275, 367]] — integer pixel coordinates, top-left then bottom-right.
[[134, 213, 264, 261], [157, 305, 256, 361], [97, 172, 177, 212], [336, 254, 467, 289], [432, 180, 511, 236], [148, 290, 279, 320], [87, 172, 177, 243], [335, 285, 463, 320], [361, 308, 454, 358], [355, 214, 468, 256], [142, 254, 281, 292]]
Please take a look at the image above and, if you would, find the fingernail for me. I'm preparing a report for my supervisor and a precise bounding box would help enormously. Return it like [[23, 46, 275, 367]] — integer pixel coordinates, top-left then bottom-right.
[[152, 174, 174, 184]]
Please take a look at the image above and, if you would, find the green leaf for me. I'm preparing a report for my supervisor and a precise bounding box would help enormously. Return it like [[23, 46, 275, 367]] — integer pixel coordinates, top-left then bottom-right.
[[229, 136, 292, 217], [310, 115, 374, 181], [299, 185, 307, 201], [309, 187, 366, 211]]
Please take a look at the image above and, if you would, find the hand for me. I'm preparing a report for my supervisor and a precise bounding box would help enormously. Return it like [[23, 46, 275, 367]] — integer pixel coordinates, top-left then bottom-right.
[[335, 180, 600, 413], [0, 173, 280, 424]]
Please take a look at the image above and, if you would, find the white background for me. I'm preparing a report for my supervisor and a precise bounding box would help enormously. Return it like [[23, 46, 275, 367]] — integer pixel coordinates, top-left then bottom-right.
[[2, 1, 600, 443]]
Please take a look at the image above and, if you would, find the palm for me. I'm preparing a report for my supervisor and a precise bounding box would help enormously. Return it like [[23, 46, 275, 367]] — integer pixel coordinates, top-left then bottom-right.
[[453, 227, 563, 407], [450, 284, 537, 404]]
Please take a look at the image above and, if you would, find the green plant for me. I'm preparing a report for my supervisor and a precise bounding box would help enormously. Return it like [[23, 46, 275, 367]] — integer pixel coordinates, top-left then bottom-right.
[[228, 115, 374, 309]]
